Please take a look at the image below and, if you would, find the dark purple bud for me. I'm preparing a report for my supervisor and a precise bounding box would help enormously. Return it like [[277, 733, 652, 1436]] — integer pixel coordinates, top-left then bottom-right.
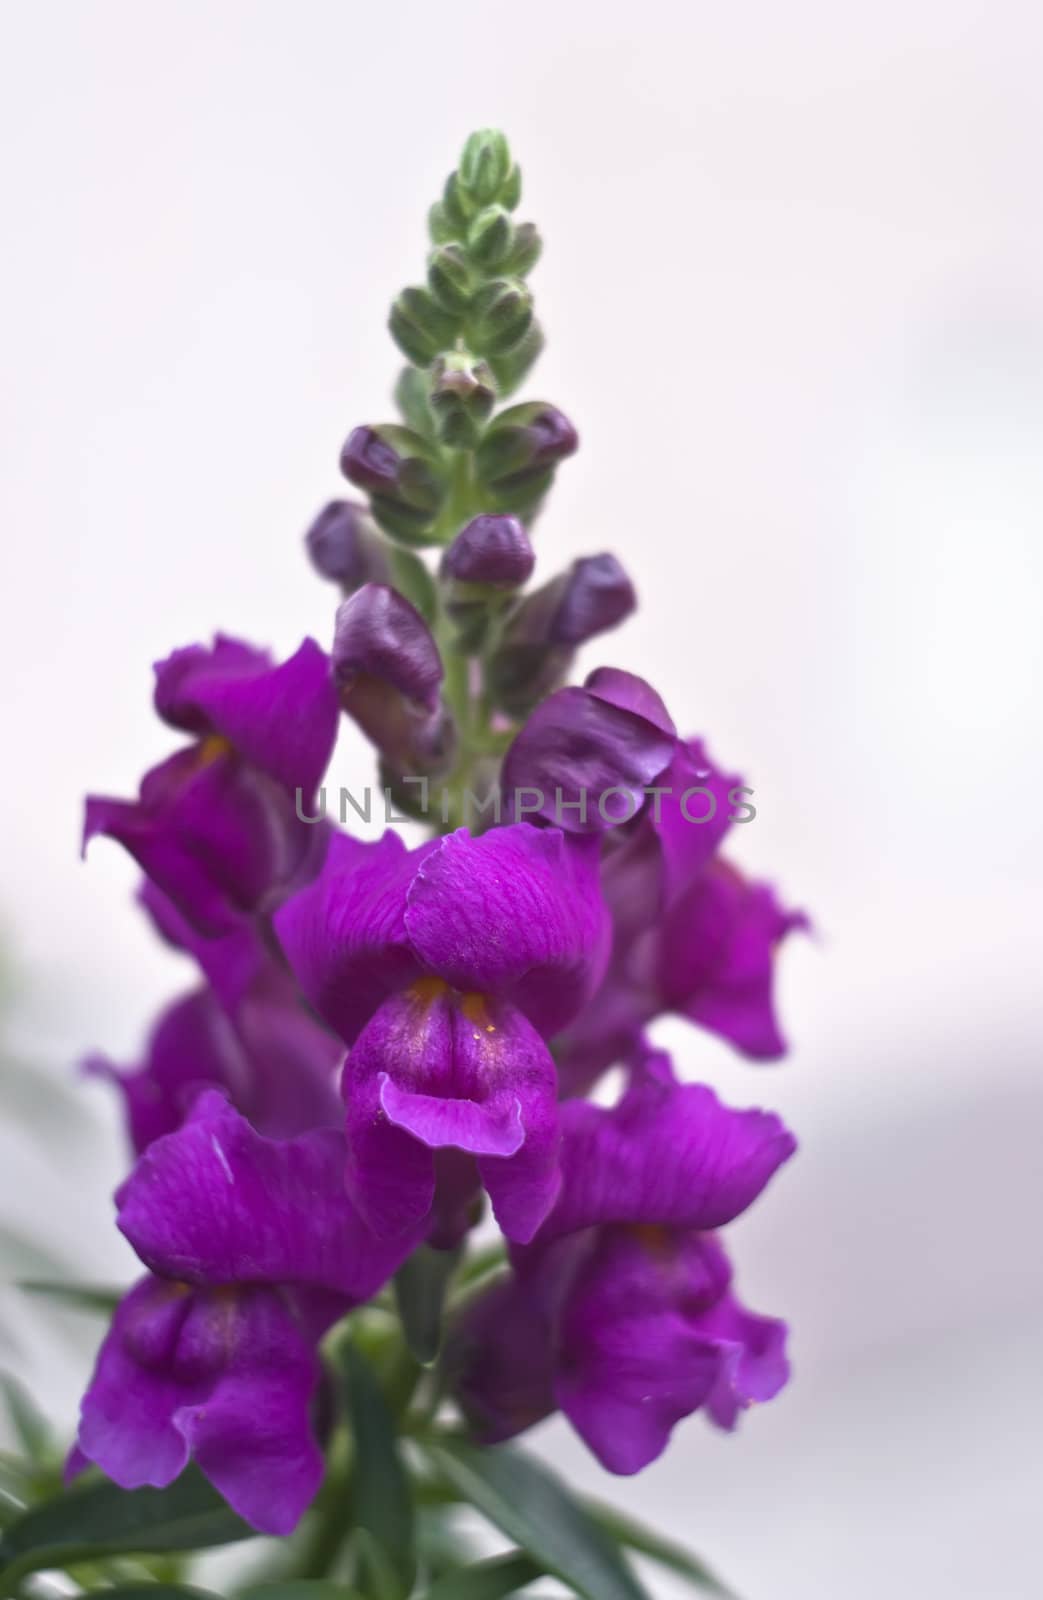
[[332, 584, 452, 776], [304, 500, 391, 591], [441, 515, 535, 589], [549, 554, 637, 646], [333, 584, 442, 711], [340, 426, 401, 494]]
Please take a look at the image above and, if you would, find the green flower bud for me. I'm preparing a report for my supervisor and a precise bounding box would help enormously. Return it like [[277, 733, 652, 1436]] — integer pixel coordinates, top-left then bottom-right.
[[394, 365, 434, 437], [389, 286, 460, 367], [468, 278, 533, 355], [459, 129, 511, 206], [500, 162, 522, 210], [427, 244, 472, 315], [467, 206, 513, 268], [428, 200, 456, 245], [428, 351, 496, 448], [487, 322, 545, 398], [340, 423, 447, 547], [442, 171, 476, 234], [500, 220, 542, 278]]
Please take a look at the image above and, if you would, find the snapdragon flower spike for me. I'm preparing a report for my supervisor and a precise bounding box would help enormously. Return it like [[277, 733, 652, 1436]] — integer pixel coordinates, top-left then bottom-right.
[[84, 637, 338, 935], [75, 1091, 423, 1533], [449, 1051, 794, 1473], [305, 498, 392, 592], [84, 964, 342, 1154], [274, 824, 609, 1242], [332, 583, 455, 776], [488, 555, 637, 716]]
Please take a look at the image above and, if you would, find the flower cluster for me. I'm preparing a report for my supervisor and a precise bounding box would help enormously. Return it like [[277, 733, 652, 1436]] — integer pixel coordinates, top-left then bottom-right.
[[75, 130, 806, 1542]]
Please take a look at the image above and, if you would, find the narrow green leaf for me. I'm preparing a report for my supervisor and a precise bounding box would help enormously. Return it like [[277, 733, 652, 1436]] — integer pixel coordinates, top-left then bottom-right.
[[393, 1246, 459, 1365], [0, 1375, 51, 1463], [340, 1343, 416, 1598], [423, 1550, 542, 1599], [241, 1585, 365, 1600], [0, 1466, 253, 1594], [75, 1588, 219, 1600], [17, 1279, 123, 1315], [583, 1497, 737, 1598], [425, 1440, 649, 1600]]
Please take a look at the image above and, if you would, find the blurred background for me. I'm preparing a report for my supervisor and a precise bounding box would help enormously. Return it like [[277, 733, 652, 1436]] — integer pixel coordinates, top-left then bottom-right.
[[1, 2, 1041, 1595]]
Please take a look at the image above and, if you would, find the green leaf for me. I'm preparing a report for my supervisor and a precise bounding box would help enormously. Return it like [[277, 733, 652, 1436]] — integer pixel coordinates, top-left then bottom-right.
[[423, 1550, 542, 1599], [393, 1246, 459, 1365], [17, 1279, 123, 1315], [583, 1497, 737, 1598], [0, 1375, 51, 1463], [340, 1343, 416, 1598], [0, 1466, 253, 1595], [241, 1585, 365, 1600], [73, 1589, 219, 1600], [424, 1440, 649, 1600]]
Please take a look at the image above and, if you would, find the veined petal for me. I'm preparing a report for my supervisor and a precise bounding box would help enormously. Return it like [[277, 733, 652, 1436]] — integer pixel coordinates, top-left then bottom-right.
[[274, 829, 432, 1043], [343, 984, 561, 1242], [154, 635, 338, 804], [544, 1060, 796, 1238], [661, 859, 809, 1059], [404, 825, 609, 1035], [117, 1091, 418, 1297]]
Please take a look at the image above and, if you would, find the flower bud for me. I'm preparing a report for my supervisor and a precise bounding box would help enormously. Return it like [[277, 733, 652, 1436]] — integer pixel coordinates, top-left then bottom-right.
[[332, 584, 454, 775], [427, 245, 472, 315], [486, 552, 635, 716], [441, 514, 535, 589], [459, 129, 511, 206], [304, 499, 391, 591], [487, 323, 545, 399], [467, 279, 533, 355], [428, 352, 496, 448], [500, 221, 542, 278], [441, 171, 476, 235], [475, 402, 578, 486], [467, 206, 513, 268], [547, 554, 637, 645], [340, 425, 447, 546], [389, 285, 460, 366], [440, 514, 535, 653]]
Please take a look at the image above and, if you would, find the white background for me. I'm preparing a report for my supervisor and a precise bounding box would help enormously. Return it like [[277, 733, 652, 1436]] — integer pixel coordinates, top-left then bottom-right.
[[2, 3, 1042, 1596]]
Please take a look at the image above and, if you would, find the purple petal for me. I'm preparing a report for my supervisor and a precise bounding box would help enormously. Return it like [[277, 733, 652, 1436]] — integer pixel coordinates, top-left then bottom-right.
[[554, 1228, 730, 1473], [343, 984, 560, 1242], [661, 859, 810, 1059], [651, 740, 741, 902], [449, 1268, 559, 1444], [501, 685, 675, 834], [172, 1285, 324, 1534], [83, 988, 246, 1155], [584, 667, 675, 736], [76, 1277, 324, 1535], [545, 1064, 796, 1238], [274, 830, 432, 1043], [138, 880, 270, 1011], [701, 1292, 790, 1430], [404, 825, 609, 1035], [305, 499, 391, 589], [154, 636, 338, 803], [117, 1091, 418, 1297], [85, 745, 328, 937], [333, 584, 442, 711]]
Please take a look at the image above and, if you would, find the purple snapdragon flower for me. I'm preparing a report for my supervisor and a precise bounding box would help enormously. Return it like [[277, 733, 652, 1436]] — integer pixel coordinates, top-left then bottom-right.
[[84, 964, 342, 1154], [449, 1049, 794, 1473], [74, 1092, 421, 1533], [84, 636, 338, 935], [275, 823, 609, 1242]]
